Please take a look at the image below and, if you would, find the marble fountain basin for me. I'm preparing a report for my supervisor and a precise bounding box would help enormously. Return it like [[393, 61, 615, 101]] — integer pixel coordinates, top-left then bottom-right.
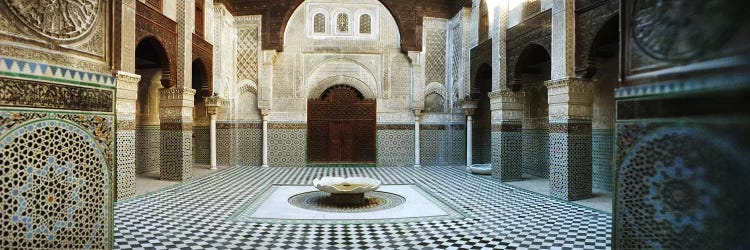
[[312, 177, 381, 205]]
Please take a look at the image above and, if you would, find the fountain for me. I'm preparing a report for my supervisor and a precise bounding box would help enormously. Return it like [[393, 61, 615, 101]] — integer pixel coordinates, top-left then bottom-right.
[[313, 177, 381, 205]]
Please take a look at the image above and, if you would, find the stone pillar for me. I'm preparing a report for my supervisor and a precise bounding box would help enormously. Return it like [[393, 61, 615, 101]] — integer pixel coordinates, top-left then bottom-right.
[[551, 0, 576, 80], [159, 87, 196, 181], [408, 51, 425, 112], [461, 100, 478, 166], [115, 71, 140, 200], [261, 109, 270, 168], [205, 96, 225, 170], [489, 90, 524, 181], [546, 78, 593, 200], [413, 109, 422, 167]]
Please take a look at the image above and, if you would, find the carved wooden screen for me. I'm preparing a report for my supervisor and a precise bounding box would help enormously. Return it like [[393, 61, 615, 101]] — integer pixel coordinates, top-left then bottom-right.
[[308, 85, 376, 163]]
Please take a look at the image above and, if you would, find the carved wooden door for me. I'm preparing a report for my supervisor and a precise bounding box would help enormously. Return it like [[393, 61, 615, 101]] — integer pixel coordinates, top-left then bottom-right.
[[308, 85, 376, 164]]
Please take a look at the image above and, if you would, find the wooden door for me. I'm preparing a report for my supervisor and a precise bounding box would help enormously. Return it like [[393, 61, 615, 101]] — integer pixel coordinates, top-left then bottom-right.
[[308, 85, 376, 164]]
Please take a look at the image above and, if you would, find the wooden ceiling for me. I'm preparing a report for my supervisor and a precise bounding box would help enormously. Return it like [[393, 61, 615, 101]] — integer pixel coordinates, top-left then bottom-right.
[[221, 0, 472, 51]]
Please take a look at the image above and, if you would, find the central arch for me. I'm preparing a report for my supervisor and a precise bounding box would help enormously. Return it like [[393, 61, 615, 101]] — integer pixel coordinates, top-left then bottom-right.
[[307, 85, 376, 164]]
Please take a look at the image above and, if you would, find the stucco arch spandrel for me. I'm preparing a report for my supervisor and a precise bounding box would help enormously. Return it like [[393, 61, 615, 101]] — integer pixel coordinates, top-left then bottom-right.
[[307, 59, 378, 99], [309, 76, 376, 100]]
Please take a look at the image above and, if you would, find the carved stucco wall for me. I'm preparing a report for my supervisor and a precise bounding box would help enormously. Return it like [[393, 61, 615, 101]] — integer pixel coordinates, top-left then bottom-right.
[[270, 0, 412, 123]]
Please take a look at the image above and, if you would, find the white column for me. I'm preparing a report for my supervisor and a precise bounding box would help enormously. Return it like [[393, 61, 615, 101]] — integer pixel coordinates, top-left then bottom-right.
[[414, 111, 421, 167], [261, 113, 269, 167], [466, 115, 473, 166], [209, 114, 217, 170]]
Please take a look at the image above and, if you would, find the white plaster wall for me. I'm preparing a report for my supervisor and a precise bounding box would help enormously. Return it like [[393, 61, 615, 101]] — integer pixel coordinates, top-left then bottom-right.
[[163, 0, 177, 20]]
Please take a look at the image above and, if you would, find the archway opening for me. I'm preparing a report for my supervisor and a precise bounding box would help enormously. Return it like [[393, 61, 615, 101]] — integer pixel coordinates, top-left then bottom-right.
[[307, 85, 376, 164], [515, 44, 551, 181], [134, 37, 170, 180], [473, 63, 492, 164], [192, 59, 212, 166], [587, 15, 619, 194]]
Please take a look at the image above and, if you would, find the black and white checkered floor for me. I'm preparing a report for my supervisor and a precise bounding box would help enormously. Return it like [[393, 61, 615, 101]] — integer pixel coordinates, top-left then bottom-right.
[[115, 167, 611, 249]]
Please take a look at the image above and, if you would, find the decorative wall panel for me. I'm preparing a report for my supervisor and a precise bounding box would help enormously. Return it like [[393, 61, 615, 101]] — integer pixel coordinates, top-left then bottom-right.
[[135, 126, 161, 174], [268, 124, 306, 167], [193, 126, 210, 165], [522, 129, 549, 178], [593, 129, 613, 193], [376, 125, 414, 167], [420, 124, 465, 166]]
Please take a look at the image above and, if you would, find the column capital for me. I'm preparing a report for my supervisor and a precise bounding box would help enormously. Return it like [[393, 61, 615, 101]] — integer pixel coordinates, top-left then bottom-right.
[[460, 99, 478, 116], [545, 77, 594, 120], [205, 96, 227, 115]]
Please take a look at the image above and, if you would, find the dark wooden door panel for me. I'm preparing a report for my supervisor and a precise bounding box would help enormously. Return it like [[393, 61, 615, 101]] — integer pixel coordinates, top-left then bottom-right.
[[308, 85, 376, 164]]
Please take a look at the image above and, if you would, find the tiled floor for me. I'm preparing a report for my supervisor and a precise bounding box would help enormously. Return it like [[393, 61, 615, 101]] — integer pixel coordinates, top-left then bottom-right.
[[502, 174, 613, 213], [115, 166, 611, 250], [135, 165, 229, 195]]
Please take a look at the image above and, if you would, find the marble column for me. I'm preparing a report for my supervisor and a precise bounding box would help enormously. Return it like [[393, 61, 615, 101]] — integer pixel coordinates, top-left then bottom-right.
[[461, 100, 478, 166], [261, 109, 270, 168], [414, 109, 422, 167], [205, 96, 224, 170], [546, 78, 593, 200], [159, 87, 196, 181], [115, 71, 140, 200], [489, 90, 524, 181]]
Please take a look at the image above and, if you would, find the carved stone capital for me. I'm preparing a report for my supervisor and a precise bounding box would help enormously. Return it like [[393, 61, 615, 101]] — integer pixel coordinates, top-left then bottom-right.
[[545, 78, 594, 120], [204, 96, 226, 115], [460, 99, 478, 116]]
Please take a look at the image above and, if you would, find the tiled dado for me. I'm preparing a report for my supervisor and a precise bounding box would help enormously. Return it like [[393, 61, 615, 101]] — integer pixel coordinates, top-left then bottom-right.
[[268, 123, 306, 167], [593, 129, 613, 193], [420, 124, 466, 166], [491, 122, 523, 181], [377, 124, 414, 167], [0, 79, 115, 248], [549, 120, 593, 201], [193, 126, 210, 165], [522, 129, 549, 178], [0, 57, 115, 87], [135, 126, 161, 174], [215, 122, 262, 166]]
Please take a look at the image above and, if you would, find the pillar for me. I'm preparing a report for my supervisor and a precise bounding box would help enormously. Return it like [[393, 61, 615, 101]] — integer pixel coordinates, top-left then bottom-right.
[[261, 109, 270, 168], [546, 78, 593, 200], [414, 109, 422, 167], [489, 90, 524, 181], [159, 87, 196, 181], [547, 0, 592, 200], [461, 100, 478, 166], [115, 71, 140, 200], [205, 96, 224, 170]]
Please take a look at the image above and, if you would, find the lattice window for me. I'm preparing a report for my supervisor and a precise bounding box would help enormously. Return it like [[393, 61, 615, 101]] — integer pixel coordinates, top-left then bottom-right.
[[359, 14, 372, 34], [314, 13, 326, 33], [337, 13, 349, 33]]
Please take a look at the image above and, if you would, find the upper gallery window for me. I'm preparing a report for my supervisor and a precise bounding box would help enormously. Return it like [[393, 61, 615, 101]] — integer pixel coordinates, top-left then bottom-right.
[[314, 13, 326, 33], [337, 13, 349, 33], [359, 14, 372, 34]]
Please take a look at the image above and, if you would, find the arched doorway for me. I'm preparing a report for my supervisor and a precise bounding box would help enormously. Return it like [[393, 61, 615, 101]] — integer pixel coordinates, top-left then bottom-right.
[[192, 59, 211, 166], [586, 16, 619, 194], [307, 85, 376, 164], [473, 63, 492, 164], [134, 37, 171, 177], [513, 44, 551, 180]]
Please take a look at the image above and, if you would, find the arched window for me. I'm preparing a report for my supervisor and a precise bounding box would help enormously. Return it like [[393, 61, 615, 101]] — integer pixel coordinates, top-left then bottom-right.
[[314, 13, 326, 33], [337, 13, 349, 33], [359, 14, 372, 34]]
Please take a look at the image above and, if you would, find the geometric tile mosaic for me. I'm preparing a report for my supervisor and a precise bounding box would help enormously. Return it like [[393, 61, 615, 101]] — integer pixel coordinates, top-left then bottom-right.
[[592, 129, 613, 193], [1, 117, 111, 249], [114, 166, 611, 249], [522, 129, 549, 178], [135, 126, 161, 174], [377, 129, 414, 167], [193, 126, 210, 165]]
